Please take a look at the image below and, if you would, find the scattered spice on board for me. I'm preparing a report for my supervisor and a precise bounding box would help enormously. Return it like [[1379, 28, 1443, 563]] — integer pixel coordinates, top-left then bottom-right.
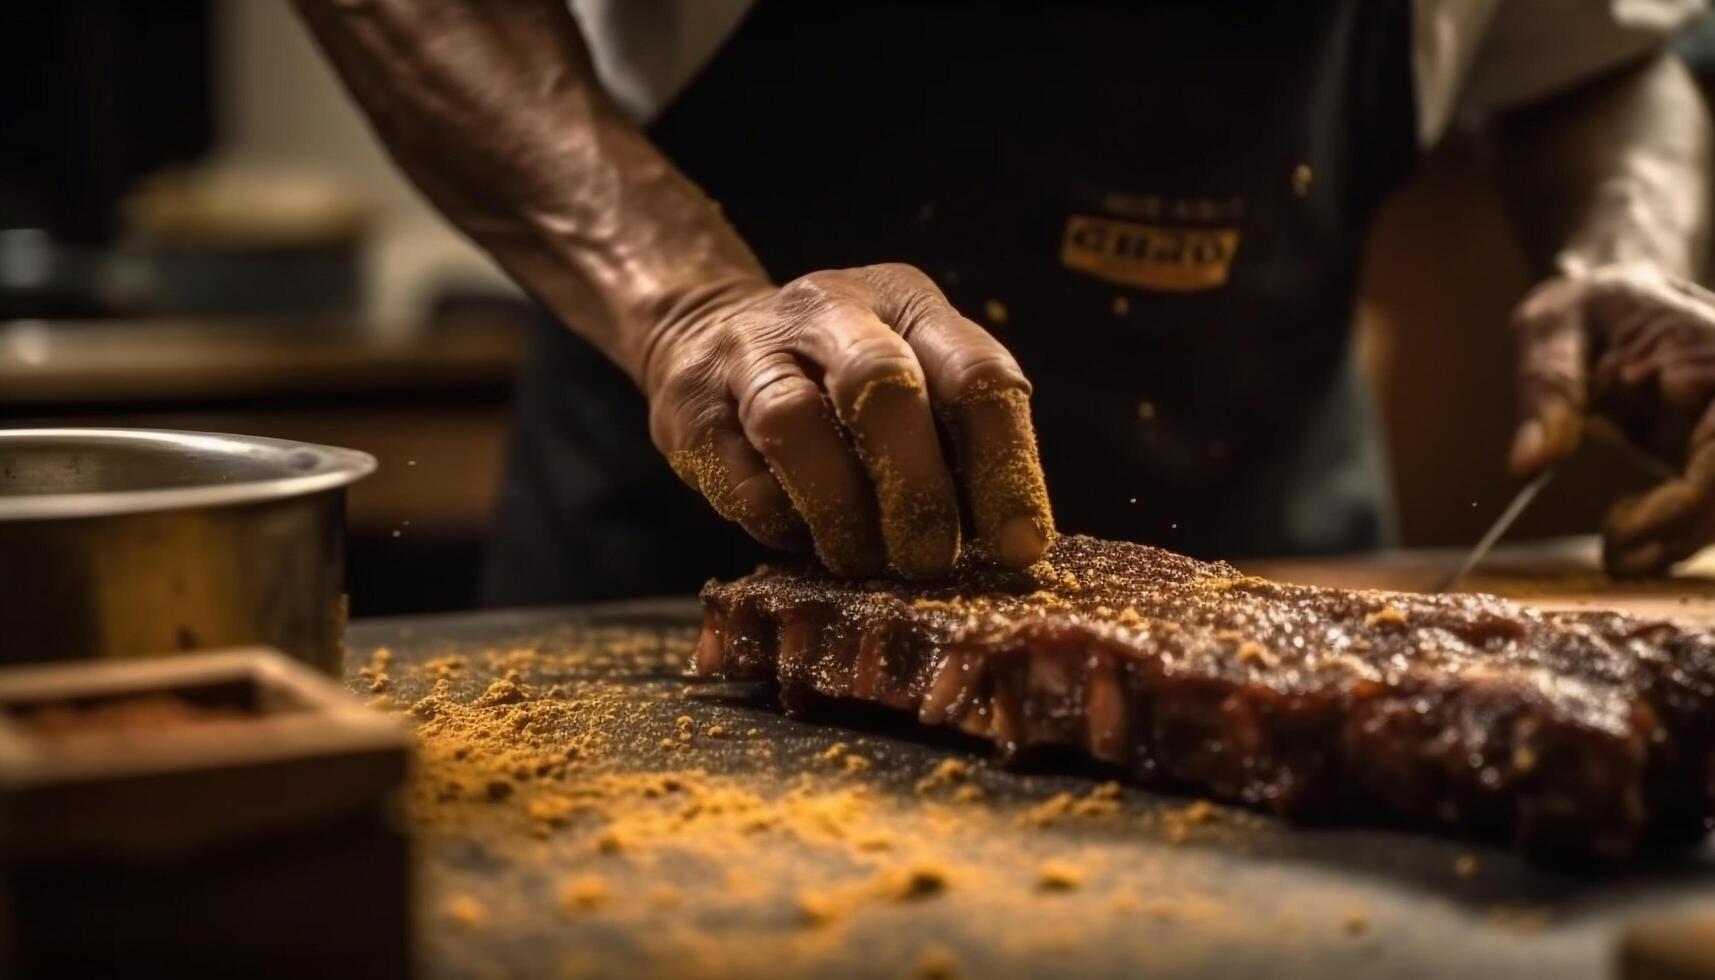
[[913, 944, 963, 980], [1036, 860, 1084, 892], [357, 624, 1333, 977], [445, 895, 488, 928], [558, 875, 609, 915]]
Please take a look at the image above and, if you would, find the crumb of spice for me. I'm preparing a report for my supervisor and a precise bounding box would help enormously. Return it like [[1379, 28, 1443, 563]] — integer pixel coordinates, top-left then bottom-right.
[[886, 862, 950, 901], [445, 895, 488, 928], [559, 875, 609, 915], [527, 793, 576, 831], [1235, 641, 1273, 666], [914, 944, 962, 980], [1019, 783, 1121, 827], [856, 831, 894, 852], [796, 890, 838, 927], [1019, 792, 1075, 827], [474, 677, 527, 708], [423, 655, 465, 677], [1036, 860, 1084, 892], [1364, 605, 1407, 628], [915, 758, 971, 794]]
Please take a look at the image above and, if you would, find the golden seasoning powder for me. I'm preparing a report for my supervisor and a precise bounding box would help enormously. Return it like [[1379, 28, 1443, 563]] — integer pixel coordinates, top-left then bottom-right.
[[366, 626, 1305, 978]]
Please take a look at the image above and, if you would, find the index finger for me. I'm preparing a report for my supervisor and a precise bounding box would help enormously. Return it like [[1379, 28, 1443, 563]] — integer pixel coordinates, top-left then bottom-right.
[[944, 383, 1056, 567], [796, 304, 962, 580], [1510, 284, 1589, 476], [858, 268, 1055, 567]]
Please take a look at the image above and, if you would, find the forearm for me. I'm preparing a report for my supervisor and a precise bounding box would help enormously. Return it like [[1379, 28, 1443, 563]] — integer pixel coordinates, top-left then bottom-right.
[[290, 0, 766, 382], [1489, 53, 1711, 282]]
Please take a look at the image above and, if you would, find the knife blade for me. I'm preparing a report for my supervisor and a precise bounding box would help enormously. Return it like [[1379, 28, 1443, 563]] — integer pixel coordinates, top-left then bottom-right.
[[1435, 467, 1557, 593]]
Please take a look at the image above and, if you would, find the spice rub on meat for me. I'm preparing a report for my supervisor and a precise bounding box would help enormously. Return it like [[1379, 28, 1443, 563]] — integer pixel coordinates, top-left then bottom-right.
[[697, 535, 1715, 861]]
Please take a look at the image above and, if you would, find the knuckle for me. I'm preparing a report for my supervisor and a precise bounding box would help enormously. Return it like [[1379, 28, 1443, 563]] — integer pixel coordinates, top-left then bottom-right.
[[648, 384, 723, 455], [856, 264, 947, 331], [938, 346, 1029, 400], [654, 361, 720, 419], [776, 271, 854, 319], [1514, 277, 1588, 329], [861, 262, 934, 290], [724, 315, 790, 358], [649, 322, 727, 391], [1587, 265, 1650, 293], [827, 339, 923, 411], [739, 373, 825, 441], [655, 354, 710, 400], [834, 330, 919, 377], [893, 289, 951, 337], [1510, 300, 1567, 338]]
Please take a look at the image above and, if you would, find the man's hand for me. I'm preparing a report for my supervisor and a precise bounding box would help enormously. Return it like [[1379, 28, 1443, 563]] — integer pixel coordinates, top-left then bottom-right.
[[1510, 266, 1715, 576], [647, 264, 1053, 580]]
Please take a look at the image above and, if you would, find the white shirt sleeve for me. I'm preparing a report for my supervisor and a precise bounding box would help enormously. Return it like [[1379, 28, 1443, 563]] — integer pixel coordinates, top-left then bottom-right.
[[1413, 0, 1707, 147], [566, 0, 754, 122]]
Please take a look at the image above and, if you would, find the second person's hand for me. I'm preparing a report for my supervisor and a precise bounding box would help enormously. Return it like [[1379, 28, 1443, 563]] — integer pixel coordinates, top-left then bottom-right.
[[1510, 265, 1715, 577]]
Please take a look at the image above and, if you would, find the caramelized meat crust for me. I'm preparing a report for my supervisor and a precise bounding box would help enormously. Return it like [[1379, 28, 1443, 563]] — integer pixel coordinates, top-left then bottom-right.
[[697, 536, 1715, 861]]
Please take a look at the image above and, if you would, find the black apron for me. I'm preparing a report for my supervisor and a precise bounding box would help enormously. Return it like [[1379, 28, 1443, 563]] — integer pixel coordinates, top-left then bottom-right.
[[483, 1, 1418, 605]]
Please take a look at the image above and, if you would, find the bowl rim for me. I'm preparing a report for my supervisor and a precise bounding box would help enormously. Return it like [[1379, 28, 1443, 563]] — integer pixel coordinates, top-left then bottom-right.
[[0, 428, 377, 521]]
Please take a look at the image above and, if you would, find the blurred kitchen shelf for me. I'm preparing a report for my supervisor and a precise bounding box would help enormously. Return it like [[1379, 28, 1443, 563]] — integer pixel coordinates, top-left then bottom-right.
[[0, 315, 520, 405]]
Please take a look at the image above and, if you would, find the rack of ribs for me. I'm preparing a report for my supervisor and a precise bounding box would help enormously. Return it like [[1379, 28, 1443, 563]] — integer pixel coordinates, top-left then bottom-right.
[[696, 535, 1715, 861]]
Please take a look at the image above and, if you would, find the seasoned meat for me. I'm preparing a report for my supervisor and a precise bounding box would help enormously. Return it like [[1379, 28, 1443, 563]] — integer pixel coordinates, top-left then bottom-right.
[[696, 535, 1715, 861]]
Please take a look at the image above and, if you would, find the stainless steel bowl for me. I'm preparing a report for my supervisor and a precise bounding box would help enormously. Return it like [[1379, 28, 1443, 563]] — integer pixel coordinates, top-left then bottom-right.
[[0, 429, 375, 673]]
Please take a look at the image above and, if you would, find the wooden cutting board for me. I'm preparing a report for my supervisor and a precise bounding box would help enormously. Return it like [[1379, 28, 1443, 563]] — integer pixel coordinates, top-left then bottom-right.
[[1242, 536, 1715, 628]]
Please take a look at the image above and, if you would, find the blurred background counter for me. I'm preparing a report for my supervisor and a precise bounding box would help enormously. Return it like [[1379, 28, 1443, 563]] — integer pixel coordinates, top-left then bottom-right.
[[0, 314, 523, 615], [6, 3, 1715, 617]]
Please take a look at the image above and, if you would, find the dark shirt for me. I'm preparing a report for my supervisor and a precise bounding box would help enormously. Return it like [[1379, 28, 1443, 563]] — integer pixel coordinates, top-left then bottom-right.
[[484, 1, 1419, 605]]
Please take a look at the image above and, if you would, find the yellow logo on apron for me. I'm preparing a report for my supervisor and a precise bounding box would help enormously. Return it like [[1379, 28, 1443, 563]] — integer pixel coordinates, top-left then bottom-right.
[[1060, 214, 1240, 292]]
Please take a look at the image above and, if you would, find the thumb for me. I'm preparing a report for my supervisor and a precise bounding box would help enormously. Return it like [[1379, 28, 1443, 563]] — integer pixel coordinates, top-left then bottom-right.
[[1509, 281, 1590, 476]]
